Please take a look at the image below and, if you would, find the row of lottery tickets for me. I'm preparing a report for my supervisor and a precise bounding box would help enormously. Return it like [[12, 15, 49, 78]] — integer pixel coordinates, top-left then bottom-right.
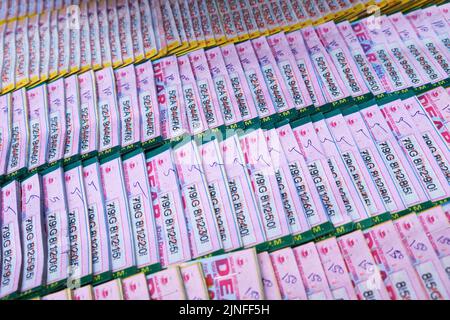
[[0, 0, 446, 94], [2, 5, 450, 179], [0, 91, 450, 300], [41, 206, 450, 300]]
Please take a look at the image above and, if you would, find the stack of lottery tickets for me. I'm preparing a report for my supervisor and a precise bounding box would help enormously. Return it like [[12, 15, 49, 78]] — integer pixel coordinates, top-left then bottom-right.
[[0, 0, 449, 301]]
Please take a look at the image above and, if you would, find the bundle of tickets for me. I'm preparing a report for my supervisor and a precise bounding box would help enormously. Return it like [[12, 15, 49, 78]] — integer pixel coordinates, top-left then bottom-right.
[[0, 0, 446, 93]]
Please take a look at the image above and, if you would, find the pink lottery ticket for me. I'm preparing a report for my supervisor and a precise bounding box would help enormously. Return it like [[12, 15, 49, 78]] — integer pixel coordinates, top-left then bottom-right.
[[316, 237, 358, 300], [206, 47, 243, 126], [267, 32, 313, 112], [67, 5, 81, 75], [78, 71, 99, 157], [189, 49, 225, 129], [128, 0, 144, 62], [116, 0, 135, 65], [170, 0, 189, 49], [251, 2, 269, 36], [64, 163, 92, 282], [28, 14, 40, 85], [324, 112, 388, 219], [145, 146, 191, 267], [389, 13, 448, 85], [270, 247, 307, 300], [180, 262, 209, 300], [407, 10, 450, 77], [231, 2, 250, 41], [20, 173, 45, 293], [43, 289, 72, 300], [0, 181, 22, 299], [0, 93, 11, 176], [96, 67, 121, 153], [290, 0, 309, 24], [197, 0, 215, 47], [94, 279, 124, 300], [404, 96, 450, 185], [259, 1, 279, 34], [338, 230, 391, 300], [27, 85, 49, 171], [122, 273, 150, 300], [72, 285, 94, 300], [173, 140, 223, 258], [122, 150, 159, 270], [47, 79, 67, 164], [151, 0, 168, 56], [293, 242, 334, 300], [63, 75, 81, 160], [79, 2, 92, 72], [15, 17, 29, 89], [365, 221, 428, 300], [351, 19, 408, 93], [198, 138, 242, 252], [276, 123, 329, 231], [441, 3, 450, 25], [418, 206, 450, 280], [115, 65, 141, 149], [201, 248, 264, 300], [160, 0, 182, 52], [217, 0, 238, 42], [239, 129, 291, 242], [257, 252, 282, 300], [107, 0, 124, 68], [221, 44, 259, 122], [236, 41, 277, 118], [269, 0, 287, 30], [265, 128, 311, 237], [153, 56, 189, 140], [82, 158, 110, 278], [179, 0, 197, 47], [97, 0, 112, 68], [220, 134, 267, 248], [100, 155, 136, 274], [43, 166, 70, 286], [395, 213, 450, 300], [48, 10, 59, 79], [177, 55, 208, 135], [1, 20, 16, 93], [135, 60, 161, 144], [290, 119, 350, 228], [88, 0, 103, 69], [286, 31, 327, 107], [381, 100, 450, 202], [7, 89, 28, 176], [360, 104, 429, 208], [147, 267, 186, 300], [416, 87, 450, 148], [378, 15, 430, 88], [344, 108, 406, 214], [0, 23, 5, 91], [188, 0, 205, 46], [57, 8, 70, 77], [316, 21, 371, 97], [252, 36, 296, 115], [337, 21, 386, 96], [139, 0, 157, 59], [206, 0, 226, 45], [302, 26, 350, 102]]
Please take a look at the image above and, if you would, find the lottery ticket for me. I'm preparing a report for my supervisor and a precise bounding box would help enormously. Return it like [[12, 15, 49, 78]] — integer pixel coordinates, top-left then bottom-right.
[[178, 0, 197, 49], [88, 0, 103, 69], [293, 242, 334, 300], [79, 2, 92, 73], [145, 145, 191, 267], [78, 71, 99, 158], [122, 149, 160, 272], [316, 237, 358, 300], [82, 158, 110, 280], [107, 0, 124, 68], [99, 154, 136, 275], [160, 0, 182, 52], [15, 17, 29, 89], [180, 262, 210, 300], [57, 8, 70, 77], [138, 0, 157, 59], [28, 14, 40, 85], [206, 0, 227, 45], [198, 138, 243, 252], [128, 0, 144, 62], [170, 0, 189, 53], [198, 0, 216, 47], [94, 279, 124, 300], [257, 252, 282, 300], [2, 21, 16, 93], [27, 85, 49, 171], [151, 0, 168, 58], [42, 165, 70, 289], [217, 0, 240, 42], [0, 93, 12, 176], [7, 89, 28, 176], [116, 0, 134, 65], [43, 289, 72, 300], [48, 10, 59, 79], [64, 162, 92, 285], [72, 285, 94, 300], [0, 181, 22, 299], [269, 247, 307, 300], [47, 79, 67, 164], [188, 0, 205, 48], [63, 75, 81, 162]]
